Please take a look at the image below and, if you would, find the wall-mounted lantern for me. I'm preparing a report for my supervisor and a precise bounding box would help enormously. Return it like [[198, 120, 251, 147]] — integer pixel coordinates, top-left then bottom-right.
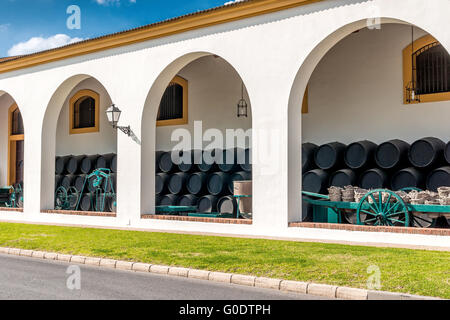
[[406, 26, 421, 104], [106, 104, 132, 136]]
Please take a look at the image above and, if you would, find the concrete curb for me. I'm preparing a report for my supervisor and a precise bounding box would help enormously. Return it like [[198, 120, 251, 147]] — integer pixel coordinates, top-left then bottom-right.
[[0, 247, 442, 300]]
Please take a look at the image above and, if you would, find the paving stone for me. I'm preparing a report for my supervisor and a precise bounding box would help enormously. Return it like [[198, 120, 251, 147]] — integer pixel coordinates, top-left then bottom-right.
[[0, 247, 9, 254], [280, 280, 309, 294], [132, 263, 151, 272], [57, 254, 72, 262], [209, 272, 232, 284], [231, 274, 256, 287], [99, 259, 117, 269], [336, 287, 368, 300], [168, 267, 189, 277], [307, 283, 338, 298], [255, 277, 282, 290], [32, 251, 46, 259], [84, 257, 101, 266], [20, 250, 33, 257], [9, 248, 21, 256], [188, 269, 210, 280], [150, 265, 169, 274], [116, 261, 134, 270], [44, 252, 58, 260], [70, 255, 86, 264]]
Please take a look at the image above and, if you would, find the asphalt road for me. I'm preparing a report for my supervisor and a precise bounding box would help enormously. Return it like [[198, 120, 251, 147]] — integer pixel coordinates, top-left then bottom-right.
[[0, 254, 330, 300]]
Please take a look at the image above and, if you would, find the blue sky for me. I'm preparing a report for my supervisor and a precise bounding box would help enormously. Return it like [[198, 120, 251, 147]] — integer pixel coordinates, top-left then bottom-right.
[[0, 0, 240, 57]]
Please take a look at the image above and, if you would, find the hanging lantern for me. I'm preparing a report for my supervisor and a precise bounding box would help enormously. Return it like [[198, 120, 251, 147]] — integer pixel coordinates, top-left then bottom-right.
[[237, 82, 248, 118], [406, 26, 421, 103]]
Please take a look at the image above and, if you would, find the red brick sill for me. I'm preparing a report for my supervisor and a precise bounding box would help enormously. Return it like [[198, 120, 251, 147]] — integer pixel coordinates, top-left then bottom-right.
[[141, 214, 252, 225], [288, 222, 450, 236], [43, 210, 116, 218], [0, 207, 23, 213]]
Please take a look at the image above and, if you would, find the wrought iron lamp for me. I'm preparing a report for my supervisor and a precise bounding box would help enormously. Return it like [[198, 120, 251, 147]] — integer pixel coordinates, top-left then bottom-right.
[[106, 104, 131, 136], [237, 82, 248, 118], [406, 26, 421, 103]]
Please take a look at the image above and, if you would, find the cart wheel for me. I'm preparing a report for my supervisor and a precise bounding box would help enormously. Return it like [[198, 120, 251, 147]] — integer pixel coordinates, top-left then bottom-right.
[[55, 186, 68, 210], [410, 213, 436, 228], [357, 189, 409, 227], [67, 187, 79, 210]]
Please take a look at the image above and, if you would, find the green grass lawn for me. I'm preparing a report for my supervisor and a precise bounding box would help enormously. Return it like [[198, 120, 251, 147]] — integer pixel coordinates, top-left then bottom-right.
[[0, 222, 448, 298]]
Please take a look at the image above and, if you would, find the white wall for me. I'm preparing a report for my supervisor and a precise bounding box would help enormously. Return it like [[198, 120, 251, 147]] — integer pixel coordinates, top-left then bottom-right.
[[155, 56, 252, 151], [55, 78, 117, 156], [0, 94, 15, 186], [303, 24, 449, 145]]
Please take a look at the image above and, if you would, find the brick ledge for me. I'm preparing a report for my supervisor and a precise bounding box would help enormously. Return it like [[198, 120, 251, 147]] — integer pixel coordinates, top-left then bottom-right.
[[43, 210, 116, 217], [0, 207, 23, 213], [142, 214, 252, 225], [288, 222, 450, 236]]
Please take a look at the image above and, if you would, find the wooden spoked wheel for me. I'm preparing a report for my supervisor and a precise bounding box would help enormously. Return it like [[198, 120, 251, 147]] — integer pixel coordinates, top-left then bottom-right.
[[357, 189, 409, 227], [55, 186, 68, 210]]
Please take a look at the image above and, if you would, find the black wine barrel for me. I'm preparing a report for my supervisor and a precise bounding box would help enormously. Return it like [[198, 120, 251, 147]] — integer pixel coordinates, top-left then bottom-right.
[[302, 143, 318, 172], [79, 193, 93, 212], [375, 140, 410, 170], [155, 151, 164, 173], [197, 195, 219, 213], [158, 151, 176, 173], [66, 155, 86, 175], [94, 194, 112, 212], [96, 153, 116, 170], [344, 140, 377, 170], [55, 175, 63, 189], [391, 167, 425, 191], [207, 172, 231, 196], [228, 171, 252, 194], [359, 168, 388, 189], [178, 194, 199, 207], [445, 142, 450, 166], [103, 173, 117, 193], [155, 194, 162, 206], [329, 169, 357, 188], [218, 148, 244, 173], [111, 154, 117, 173], [74, 174, 87, 193], [160, 194, 179, 206], [55, 155, 71, 175], [302, 169, 329, 194], [240, 148, 252, 172], [197, 149, 219, 172], [426, 166, 450, 192], [186, 172, 208, 195], [81, 155, 100, 174], [155, 173, 170, 195], [61, 175, 76, 189], [409, 137, 445, 168], [302, 201, 313, 222], [314, 142, 346, 170], [177, 150, 195, 173], [217, 196, 238, 215], [168, 172, 189, 195]]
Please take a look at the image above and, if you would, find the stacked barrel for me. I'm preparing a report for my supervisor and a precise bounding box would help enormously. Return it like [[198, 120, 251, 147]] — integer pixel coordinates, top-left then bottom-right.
[[55, 153, 117, 212], [155, 148, 252, 215], [302, 137, 450, 194]]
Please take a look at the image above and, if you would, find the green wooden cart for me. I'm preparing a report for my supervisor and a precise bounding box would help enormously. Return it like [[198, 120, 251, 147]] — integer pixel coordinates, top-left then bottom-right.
[[302, 189, 450, 228], [0, 185, 23, 209]]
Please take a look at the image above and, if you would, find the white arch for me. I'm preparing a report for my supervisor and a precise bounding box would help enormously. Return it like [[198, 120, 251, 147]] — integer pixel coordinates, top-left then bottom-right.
[[140, 51, 253, 214], [287, 14, 450, 222]]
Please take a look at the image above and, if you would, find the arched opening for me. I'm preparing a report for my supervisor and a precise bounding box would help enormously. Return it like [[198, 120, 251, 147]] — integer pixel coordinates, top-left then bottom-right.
[[0, 91, 24, 208], [289, 20, 450, 228], [41, 75, 117, 214], [142, 53, 253, 221]]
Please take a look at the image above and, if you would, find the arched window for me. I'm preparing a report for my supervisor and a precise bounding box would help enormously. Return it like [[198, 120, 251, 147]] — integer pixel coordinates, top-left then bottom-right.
[[69, 89, 100, 134], [157, 76, 188, 126], [403, 35, 450, 104]]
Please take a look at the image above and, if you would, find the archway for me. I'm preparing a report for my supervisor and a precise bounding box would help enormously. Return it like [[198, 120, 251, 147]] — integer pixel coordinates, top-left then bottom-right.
[[288, 18, 450, 225], [141, 52, 253, 219], [41, 75, 117, 212]]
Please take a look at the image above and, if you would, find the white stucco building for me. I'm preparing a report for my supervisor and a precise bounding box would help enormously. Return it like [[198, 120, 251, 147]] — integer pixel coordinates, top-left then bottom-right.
[[1, 0, 450, 248]]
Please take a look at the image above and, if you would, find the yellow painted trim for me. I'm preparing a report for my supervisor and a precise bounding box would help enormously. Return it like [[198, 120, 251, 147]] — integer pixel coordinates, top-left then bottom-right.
[[403, 35, 450, 104], [157, 76, 189, 127], [302, 86, 309, 114], [0, 0, 323, 74], [7, 104, 24, 186], [69, 89, 100, 135]]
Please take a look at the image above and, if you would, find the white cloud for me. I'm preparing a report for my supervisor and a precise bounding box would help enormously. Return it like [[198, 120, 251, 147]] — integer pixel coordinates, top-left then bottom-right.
[[7, 34, 84, 56], [224, 0, 245, 5], [95, 0, 136, 6]]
